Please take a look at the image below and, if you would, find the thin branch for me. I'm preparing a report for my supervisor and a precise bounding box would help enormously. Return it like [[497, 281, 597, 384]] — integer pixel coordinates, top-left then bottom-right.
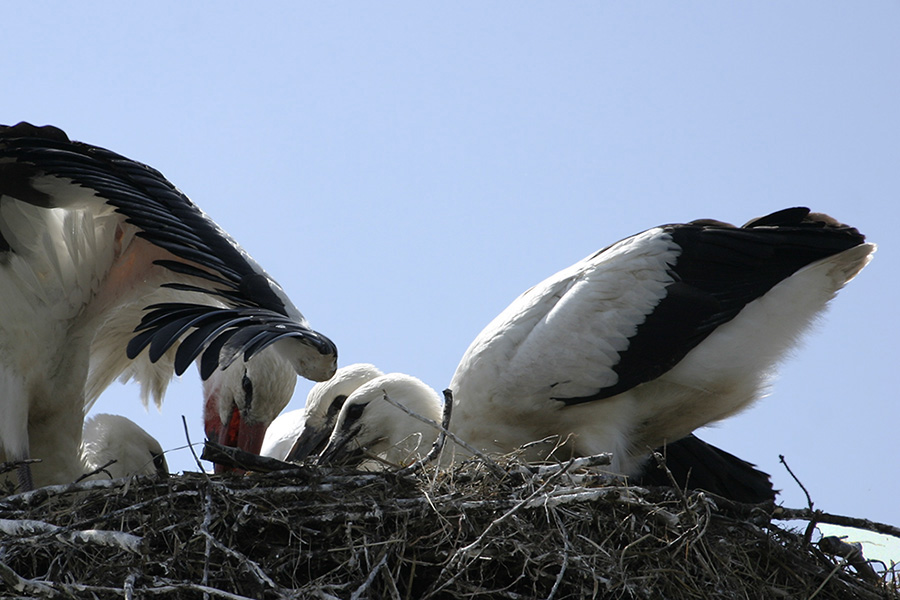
[[396, 391, 453, 477], [773, 507, 900, 540], [779, 454, 813, 510], [184, 415, 211, 476], [381, 388, 507, 479]]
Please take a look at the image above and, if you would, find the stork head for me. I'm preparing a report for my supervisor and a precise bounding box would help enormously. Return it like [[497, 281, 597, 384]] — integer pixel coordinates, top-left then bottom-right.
[[316, 373, 442, 469], [285, 363, 384, 462], [82, 414, 169, 479], [203, 348, 297, 473]]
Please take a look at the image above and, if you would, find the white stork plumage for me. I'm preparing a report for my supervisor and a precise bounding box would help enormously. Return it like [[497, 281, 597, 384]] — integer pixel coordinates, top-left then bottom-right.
[[281, 362, 384, 461], [310, 366, 776, 502], [261, 407, 307, 461], [315, 373, 443, 470], [0, 122, 337, 488], [299, 208, 872, 502], [81, 413, 168, 480]]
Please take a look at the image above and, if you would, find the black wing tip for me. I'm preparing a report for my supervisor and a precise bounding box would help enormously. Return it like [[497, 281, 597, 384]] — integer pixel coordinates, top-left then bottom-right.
[[635, 435, 777, 504], [743, 206, 865, 236], [0, 122, 70, 142]]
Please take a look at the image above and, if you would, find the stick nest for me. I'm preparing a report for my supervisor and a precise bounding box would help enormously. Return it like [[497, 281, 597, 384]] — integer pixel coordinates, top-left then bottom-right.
[[0, 455, 896, 600]]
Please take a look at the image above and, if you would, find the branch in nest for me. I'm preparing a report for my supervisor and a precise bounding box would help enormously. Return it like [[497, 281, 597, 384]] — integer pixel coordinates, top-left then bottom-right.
[[0, 517, 143, 553], [773, 507, 900, 541], [200, 441, 312, 475], [382, 388, 507, 479], [818, 536, 880, 583], [396, 389, 454, 477]]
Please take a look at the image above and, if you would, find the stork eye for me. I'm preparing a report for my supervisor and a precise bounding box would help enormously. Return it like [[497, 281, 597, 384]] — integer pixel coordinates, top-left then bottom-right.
[[326, 394, 349, 419], [343, 402, 367, 426], [241, 373, 254, 403], [150, 451, 167, 475]]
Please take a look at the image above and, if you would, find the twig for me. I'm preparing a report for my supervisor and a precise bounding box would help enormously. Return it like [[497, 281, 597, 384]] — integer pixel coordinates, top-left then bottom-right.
[[382, 388, 507, 479], [184, 415, 210, 476], [779, 454, 818, 544], [396, 391, 453, 477], [0, 558, 57, 596], [350, 551, 390, 600], [649, 449, 687, 505], [449, 456, 578, 566], [201, 488, 214, 595], [773, 507, 900, 540], [201, 441, 311, 474], [75, 459, 120, 482], [779, 454, 813, 510], [818, 535, 880, 583], [0, 458, 41, 477]]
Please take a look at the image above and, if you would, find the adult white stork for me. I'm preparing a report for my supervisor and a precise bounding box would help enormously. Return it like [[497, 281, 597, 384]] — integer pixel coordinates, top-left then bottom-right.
[[303, 208, 871, 501], [449, 208, 873, 475], [81, 413, 168, 480], [0, 122, 337, 489]]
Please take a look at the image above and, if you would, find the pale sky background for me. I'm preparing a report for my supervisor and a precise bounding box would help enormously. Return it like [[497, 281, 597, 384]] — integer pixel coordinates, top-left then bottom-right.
[[4, 4, 897, 533]]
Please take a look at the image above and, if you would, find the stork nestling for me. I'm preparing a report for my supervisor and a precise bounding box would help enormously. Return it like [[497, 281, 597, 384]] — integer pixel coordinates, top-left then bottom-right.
[[263, 363, 384, 461], [282, 362, 385, 462], [81, 413, 168, 480], [0, 122, 337, 488]]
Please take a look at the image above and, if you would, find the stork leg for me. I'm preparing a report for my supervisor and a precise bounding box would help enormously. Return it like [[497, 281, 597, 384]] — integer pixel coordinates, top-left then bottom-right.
[[16, 458, 33, 492]]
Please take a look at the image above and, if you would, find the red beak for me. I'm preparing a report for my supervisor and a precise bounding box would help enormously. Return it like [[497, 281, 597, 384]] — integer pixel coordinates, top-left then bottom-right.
[[206, 397, 268, 474]]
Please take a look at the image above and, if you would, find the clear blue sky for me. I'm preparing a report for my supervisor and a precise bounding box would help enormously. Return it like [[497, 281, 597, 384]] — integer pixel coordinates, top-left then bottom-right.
[[6, 3, 897, 528]]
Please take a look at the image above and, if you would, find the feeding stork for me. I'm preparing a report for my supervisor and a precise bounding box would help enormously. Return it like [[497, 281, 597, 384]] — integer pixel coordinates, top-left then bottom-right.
[[280, 362, 384, 461], [316, 373, 443, 470], [301, 208, 872, 502], [0, 122, 337, 488], [81, 413, 168, 480]]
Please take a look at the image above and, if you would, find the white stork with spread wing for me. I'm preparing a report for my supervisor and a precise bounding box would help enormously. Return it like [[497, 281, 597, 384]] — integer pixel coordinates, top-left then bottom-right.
[[0, 122, 337, 488]]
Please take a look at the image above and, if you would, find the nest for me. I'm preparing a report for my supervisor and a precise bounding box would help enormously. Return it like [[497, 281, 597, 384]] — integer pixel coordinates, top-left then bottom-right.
[[0, 450, 897, 600]]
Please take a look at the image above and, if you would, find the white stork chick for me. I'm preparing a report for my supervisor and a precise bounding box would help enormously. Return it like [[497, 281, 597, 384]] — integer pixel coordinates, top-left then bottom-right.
[[316, 373, 442, 470], [0, 122, 337, 488], [260, 407, 307, 461], [81, 413, 168, 480], [450, 208, 874, 476], [282, 363, 384, 462]]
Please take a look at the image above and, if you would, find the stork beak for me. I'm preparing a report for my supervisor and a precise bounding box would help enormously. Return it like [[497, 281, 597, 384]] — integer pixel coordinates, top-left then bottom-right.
[[315, 430, 366, 467], [285, 424, 331, 463], [210, 404, 268, 474], [315, 433, 349, 466], [151, 451, 169, 477]]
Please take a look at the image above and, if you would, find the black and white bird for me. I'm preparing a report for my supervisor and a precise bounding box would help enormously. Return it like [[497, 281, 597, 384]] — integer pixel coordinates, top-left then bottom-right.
[[449, 208, 873, 475], [301, 209, 872, 502], [81, 413, 168, 480], [0, 122, 337, 488]]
